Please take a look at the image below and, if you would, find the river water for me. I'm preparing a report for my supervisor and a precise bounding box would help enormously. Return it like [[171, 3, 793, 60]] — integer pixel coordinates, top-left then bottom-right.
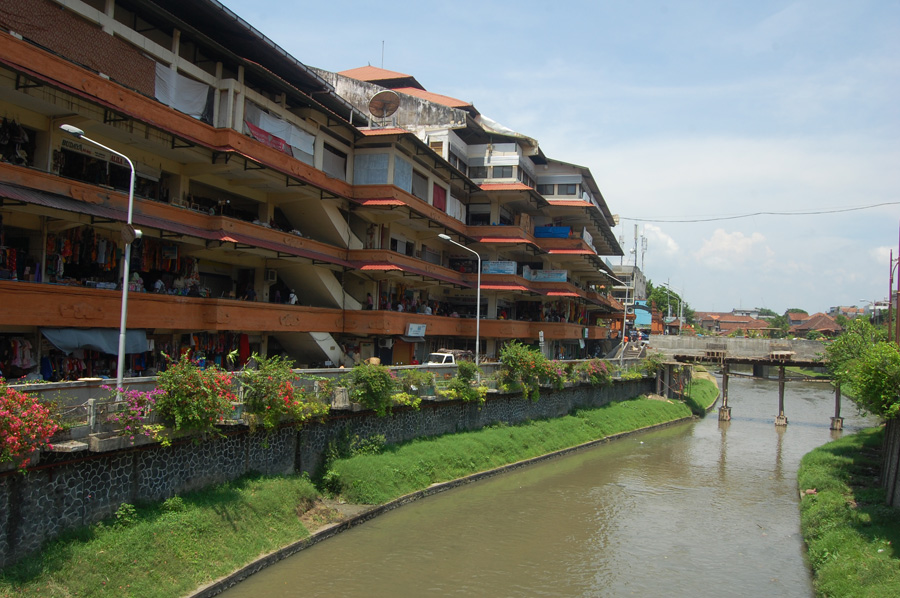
[[219, 375, 877, 597]]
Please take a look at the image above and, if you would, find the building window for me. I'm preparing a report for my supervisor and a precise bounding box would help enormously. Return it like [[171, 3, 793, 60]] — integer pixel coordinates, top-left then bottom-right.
[[411, 170, 428, 201], [323, 144, 347, 181], [492, 165, 512, 179], [537, 184, 554, 196], [558, 183, 578, 195], [353, 153, 389, 184], [449, 151, 467, 176], [518, 169, 535, 189], [429, 140, 444, 156], [470, 166, 488, 179], [433, 184, 447, 211]]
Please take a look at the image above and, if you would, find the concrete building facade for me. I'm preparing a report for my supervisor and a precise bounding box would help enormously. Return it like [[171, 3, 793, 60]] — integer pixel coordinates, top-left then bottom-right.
[[0, 0, 623, 380]]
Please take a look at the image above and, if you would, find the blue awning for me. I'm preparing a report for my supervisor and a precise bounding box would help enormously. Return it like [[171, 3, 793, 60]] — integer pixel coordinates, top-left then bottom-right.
[[40, 328, 149, 355]]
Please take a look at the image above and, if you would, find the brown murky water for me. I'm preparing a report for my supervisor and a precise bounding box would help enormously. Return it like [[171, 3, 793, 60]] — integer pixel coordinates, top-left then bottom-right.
[[219, 375, 877, 597]]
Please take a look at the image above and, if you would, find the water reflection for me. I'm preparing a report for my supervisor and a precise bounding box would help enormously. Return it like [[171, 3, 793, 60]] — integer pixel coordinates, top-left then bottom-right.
[[219, 376, 877, 598]]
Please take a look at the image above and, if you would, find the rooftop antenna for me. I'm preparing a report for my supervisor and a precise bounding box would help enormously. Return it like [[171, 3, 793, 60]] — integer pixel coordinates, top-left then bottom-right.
[[381, 40, 384, 68], [367, 89, 400, 128], [640, 234, 648, 271], [618, 233, 625, 266]]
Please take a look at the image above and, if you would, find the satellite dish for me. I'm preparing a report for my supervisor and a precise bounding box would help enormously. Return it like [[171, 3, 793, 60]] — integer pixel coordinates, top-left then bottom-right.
[[368, 90, 400, 119]]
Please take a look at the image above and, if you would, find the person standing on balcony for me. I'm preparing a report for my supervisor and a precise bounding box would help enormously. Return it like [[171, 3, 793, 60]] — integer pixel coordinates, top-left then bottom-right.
[[288, 289, 298, 305], [366, 292, 373, 310]]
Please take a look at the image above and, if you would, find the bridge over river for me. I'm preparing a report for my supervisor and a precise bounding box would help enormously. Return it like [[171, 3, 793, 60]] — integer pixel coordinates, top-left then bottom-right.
[[648, 336, 844, 429]]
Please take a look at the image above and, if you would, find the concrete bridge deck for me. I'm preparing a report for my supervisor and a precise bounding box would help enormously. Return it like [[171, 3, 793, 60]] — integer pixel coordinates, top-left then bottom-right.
[[647, 336, 840, 429]]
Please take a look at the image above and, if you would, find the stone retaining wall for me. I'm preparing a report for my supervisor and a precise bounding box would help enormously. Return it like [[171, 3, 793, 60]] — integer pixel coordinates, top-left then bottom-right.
[[0, 379, 653, 568]]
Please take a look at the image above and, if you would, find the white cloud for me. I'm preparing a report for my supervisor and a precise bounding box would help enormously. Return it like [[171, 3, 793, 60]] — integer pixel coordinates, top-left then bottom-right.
[[642, 224, 679, 256], [694, 229, 771, 269]]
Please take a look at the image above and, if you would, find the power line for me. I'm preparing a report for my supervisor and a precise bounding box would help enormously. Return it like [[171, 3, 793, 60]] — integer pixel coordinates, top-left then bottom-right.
[[620, 200, 900, 223]]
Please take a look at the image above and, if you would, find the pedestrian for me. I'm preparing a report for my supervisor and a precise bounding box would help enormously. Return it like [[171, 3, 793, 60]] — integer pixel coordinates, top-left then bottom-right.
[[366, 292, 373, 310], [288, 289, 298, 305]]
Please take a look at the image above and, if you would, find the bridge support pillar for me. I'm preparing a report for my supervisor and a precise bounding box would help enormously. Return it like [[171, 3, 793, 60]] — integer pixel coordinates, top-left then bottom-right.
[[775, 365, 788, 426], [830, 382, 843, 430], [718, 363, 731, 421]]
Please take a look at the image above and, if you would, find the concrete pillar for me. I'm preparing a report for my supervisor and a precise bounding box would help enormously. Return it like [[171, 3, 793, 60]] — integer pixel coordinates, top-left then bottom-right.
[[718, 362, 731, 421], [830, 381, 844, 430], [775, 365, 788, 426]]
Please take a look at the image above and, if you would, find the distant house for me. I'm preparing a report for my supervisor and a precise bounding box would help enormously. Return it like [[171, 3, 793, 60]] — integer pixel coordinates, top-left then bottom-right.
[[789, 312, 842, 337], [694, 311, 770, 336], [732, 307, 760, 319], [785, 311, 811, 327], [827, 306, 864, 319]]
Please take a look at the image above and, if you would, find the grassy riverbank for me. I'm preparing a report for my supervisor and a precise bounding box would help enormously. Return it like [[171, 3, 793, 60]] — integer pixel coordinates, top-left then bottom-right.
[[0, 379, 717, 598], [324, 395, 695, 504], [0, 475, 320, 598], [798, 426, 900, 597]]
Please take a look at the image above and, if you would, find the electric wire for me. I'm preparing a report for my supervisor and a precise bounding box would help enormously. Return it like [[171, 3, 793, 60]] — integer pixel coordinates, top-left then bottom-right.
[[619, 200, 900, 223]]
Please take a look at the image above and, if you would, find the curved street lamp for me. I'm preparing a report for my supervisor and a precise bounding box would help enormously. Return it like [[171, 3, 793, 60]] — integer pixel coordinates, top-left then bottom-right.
[[438, 233, 480, 374], [60, 124, 141, 397]]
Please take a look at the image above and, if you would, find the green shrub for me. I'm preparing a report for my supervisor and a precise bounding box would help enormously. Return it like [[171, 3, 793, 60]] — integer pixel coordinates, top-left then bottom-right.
[[397, 368, 435, 394], [345, 363, 397, 416], [114, 503, 138, 528]]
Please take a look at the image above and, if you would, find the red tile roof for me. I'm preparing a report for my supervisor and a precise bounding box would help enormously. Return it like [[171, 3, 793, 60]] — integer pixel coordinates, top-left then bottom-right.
[[338, 66, 413, 82], [479, 183, 534, 191], [481, 284, 530, 291], [789, 312, 842, 335], [476, 237, 531, 244], [393, 87, 471, 109], [360, 128, 409, 136], [546, 199, 593, 207], [357, 198, 406, 206]]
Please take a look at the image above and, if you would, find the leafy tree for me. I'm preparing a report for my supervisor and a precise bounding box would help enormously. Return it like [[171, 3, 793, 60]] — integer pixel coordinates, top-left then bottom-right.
[[769, 314, 789, 338], [758, 307, 778, 318], [826, 318, 897, 418], [786, 308, 808, 315], [851, 343, 900, 419], [646, 280, 695, 325]]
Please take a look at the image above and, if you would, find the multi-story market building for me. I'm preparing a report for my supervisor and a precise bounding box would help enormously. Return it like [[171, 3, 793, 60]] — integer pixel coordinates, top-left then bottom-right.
[[0, 0, 624, 380]]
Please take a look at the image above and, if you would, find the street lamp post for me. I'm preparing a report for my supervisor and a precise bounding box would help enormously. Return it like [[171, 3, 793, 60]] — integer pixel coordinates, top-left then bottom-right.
[[438, 234, 480, 374], [60, 125, 141, 396], [662, 281, 684, 336], [605, 273, 630, 368]]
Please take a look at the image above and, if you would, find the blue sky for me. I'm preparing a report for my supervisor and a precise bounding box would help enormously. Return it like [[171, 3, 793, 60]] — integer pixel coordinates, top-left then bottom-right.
[[221, 0, 900, 315]]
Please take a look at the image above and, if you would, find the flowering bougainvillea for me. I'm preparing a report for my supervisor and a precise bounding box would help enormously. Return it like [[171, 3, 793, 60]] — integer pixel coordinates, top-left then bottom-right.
[[237, 353, 329, 433], [0, 381, 59, 470], [575, 359, 613, 387], [499, 340, 547, 401], [104, 385, 166, 443], [155, 353, 237, 437]]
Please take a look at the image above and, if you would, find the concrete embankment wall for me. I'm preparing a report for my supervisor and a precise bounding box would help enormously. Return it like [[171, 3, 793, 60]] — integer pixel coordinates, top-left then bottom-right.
[[0, 379, 653, 568]]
